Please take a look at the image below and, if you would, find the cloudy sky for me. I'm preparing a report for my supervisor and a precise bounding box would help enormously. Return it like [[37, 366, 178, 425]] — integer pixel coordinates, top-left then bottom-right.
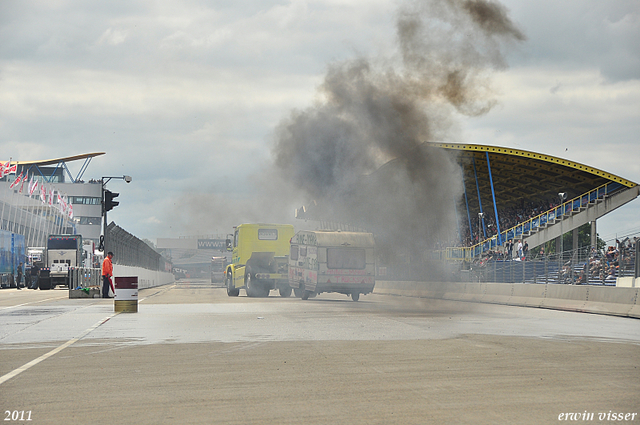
[[1, 0, 638, 244]]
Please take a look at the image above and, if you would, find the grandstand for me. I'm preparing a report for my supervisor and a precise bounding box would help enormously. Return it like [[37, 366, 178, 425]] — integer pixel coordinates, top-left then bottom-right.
[[434, 143, 638, 261], [295, 142, 640, 285]]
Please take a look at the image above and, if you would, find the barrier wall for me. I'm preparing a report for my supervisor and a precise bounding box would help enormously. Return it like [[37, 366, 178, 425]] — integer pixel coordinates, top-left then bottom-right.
[[374, 281, 639, 319], [113, 265, 174, 289]]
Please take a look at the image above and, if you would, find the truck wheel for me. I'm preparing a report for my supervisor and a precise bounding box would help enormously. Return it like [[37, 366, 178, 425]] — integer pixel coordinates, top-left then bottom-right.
[[279, 286, 292, 298], [351, 292, 360, 302], [294, 288, 304, 298], [226, 272, 239, 297], [245, 267, 260, 297], [301, 290, 312, 300]]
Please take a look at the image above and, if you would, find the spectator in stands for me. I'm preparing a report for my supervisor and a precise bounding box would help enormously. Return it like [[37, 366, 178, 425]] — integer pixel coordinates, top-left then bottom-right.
[[517, 240, 523, 259], [523, 241, 529, 260]]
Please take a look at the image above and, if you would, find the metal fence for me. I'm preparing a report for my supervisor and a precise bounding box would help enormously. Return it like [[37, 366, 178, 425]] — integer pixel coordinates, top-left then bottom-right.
[[107, 222, 166, 271], [68, 267, 101, 289], [465, 243, 637, 285]]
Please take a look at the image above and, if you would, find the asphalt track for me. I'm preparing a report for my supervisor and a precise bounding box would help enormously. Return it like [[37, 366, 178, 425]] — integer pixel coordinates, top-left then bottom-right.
[[0, 279, 638, 425]]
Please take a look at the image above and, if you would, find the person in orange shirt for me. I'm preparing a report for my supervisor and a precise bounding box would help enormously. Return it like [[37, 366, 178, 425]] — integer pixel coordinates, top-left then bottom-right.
[[101, 251, 114, 298]]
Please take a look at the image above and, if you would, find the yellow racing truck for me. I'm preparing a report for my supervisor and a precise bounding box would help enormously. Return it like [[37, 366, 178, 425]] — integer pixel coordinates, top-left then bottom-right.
[[225, 223, 295, 297]]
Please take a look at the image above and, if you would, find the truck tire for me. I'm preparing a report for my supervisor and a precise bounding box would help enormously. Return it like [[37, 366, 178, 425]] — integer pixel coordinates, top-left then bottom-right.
[[279, 286, 292, 298], [351, 292, 360, 302], [294, 288, 304, 298], [245, 267, 260, 297], [226, 271, 239, 297]]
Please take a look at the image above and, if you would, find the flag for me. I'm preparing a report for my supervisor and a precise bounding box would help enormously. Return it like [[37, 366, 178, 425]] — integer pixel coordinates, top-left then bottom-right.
[[40, 183, 47, 203], [9, 172, 23, 189], [5, 162, 17, 175], [48, 187, 54, 206], [0, 161, 14, 178], [68, 203, 74, 219], [29, 177, 38, 196], [18, 173, 28, 193]]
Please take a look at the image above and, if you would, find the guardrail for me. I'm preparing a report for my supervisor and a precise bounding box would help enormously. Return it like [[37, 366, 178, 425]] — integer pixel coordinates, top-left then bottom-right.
[[374, 280, 640, 318], [442, 181, 626, 261]]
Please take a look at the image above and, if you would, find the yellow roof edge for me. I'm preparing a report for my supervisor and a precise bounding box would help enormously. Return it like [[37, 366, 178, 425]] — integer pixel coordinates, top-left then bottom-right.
[[426, 142, 637, 188], [3, 152, 106, 167]]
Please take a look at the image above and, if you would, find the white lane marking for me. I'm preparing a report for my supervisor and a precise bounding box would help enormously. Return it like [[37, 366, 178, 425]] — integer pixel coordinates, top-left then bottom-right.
[[138, 284, 176, 303], [0, 295, 68, 310], [0, 313, 119, 385]]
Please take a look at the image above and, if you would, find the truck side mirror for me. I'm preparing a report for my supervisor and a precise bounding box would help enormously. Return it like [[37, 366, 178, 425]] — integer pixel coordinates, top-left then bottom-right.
[[226, 239, 232, 251]]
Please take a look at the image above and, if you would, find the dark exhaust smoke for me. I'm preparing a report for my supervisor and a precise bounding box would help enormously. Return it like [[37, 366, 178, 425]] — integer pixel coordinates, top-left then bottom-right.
[[272, 0, 525, 262]]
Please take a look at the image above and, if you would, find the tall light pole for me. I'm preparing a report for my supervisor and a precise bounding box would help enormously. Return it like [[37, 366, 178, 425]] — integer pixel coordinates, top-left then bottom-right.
[[101, 175, 132, 254], [558, 192, 567, 261]]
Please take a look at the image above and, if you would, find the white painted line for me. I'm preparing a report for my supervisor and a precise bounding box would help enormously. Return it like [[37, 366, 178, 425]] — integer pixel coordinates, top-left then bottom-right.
[[138, 284, 176, 303], [0, 295, 68, 310], [0, 313, 120, 385]]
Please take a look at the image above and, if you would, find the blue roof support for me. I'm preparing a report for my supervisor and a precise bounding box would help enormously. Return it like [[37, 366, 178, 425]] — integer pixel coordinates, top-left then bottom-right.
[[61, 162, 75, 183], [472, 157, 486, 240], [463, 183, 473, 245], [45, 162, 61, 183], [486, 151, 502, 246], [453, 198, 461, 245], [74, 156, 94, 182]]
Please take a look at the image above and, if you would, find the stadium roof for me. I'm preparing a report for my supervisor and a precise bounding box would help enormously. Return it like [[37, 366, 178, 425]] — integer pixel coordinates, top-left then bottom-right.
[[427, 142, 637, 211], [3, 152, 106, 183], [6, 152, 105, 167]]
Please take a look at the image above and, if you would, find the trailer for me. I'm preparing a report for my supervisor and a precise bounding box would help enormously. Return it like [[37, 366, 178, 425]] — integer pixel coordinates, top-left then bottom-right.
[[288, 230, 375, 301]]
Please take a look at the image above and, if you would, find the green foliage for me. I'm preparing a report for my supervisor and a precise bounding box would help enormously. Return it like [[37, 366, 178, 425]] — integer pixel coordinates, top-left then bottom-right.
[[533, 223, 605, 255]]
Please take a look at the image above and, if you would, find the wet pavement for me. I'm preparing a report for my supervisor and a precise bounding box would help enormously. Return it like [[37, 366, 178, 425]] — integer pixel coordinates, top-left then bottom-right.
[[0, 279, 638, 424]]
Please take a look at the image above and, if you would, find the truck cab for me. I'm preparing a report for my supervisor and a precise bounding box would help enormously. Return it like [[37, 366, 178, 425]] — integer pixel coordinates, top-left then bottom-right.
[[225, 223, 294, 297]]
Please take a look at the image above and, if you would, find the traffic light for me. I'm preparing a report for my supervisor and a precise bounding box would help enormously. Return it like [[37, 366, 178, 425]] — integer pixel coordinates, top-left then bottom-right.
[[104, 189, 120, 212]]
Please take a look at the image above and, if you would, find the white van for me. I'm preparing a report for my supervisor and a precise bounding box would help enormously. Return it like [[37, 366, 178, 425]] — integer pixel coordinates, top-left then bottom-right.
[[288, 230, 375, 301]]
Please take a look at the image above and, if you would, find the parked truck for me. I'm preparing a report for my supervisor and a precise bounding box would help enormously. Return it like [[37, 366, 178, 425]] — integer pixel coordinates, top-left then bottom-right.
[[210, 256, 228, 283], [225, 223, 295, 297], [288, 230, 376, 301], [38, 235, 83, 290]]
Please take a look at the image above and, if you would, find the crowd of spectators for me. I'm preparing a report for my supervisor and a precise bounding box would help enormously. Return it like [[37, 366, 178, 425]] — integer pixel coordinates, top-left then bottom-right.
[[456, 198, 560, 247], [581, 237, 638, 283]]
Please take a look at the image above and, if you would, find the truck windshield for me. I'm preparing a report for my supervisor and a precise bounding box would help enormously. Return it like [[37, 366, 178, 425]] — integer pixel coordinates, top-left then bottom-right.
[[327, 248, 366, 270], [48, 238, 79, 250]]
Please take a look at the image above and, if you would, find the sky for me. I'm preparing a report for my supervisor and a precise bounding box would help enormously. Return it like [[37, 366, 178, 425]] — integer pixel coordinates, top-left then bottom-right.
[[0, 0, 638, 246]]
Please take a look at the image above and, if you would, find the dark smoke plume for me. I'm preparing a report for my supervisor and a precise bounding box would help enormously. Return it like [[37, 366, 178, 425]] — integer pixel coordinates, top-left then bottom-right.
[[273, 0, 524, 261]]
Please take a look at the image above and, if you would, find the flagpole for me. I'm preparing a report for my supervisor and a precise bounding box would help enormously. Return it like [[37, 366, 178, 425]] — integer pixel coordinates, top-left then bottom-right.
[[25, 179, 36, 246], [26, 190, 36, 246], [17, 174, 27, 239]]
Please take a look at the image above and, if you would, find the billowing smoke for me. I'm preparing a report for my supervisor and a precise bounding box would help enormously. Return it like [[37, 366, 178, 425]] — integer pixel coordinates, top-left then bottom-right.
[[272, 0, 524, 263]]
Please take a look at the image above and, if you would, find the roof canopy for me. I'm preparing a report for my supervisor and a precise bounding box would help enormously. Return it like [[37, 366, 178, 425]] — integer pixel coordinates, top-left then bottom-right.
[[428, 142, 636, 212]]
